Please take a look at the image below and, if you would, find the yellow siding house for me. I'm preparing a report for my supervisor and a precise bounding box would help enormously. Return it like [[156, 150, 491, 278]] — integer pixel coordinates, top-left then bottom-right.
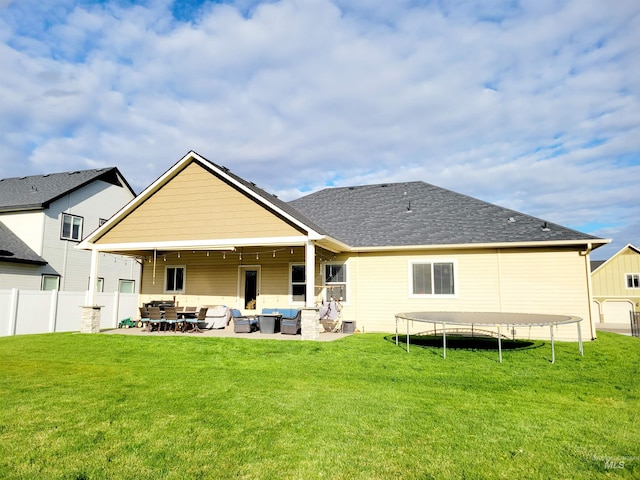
[[80, 151, 610, 341], [591, 244, 640, 324]]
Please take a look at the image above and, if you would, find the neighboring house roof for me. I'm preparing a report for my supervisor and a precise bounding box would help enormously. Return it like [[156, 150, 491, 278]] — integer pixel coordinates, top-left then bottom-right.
[[289, 181, 604, 248], [0, 167, 134, 213], [0, 221, 47, 265], [590, 244, 640, 274]]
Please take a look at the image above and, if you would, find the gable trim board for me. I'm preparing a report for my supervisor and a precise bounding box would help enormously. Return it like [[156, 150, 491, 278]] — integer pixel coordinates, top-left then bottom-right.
[[80, 151, 610, 340], [84, 152, 336, 248], [591, 244, 640, 274]]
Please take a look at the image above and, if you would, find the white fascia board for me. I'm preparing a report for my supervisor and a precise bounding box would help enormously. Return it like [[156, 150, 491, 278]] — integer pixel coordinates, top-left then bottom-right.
[[351, 238, 612, 253], [84, 235, 315, 252]]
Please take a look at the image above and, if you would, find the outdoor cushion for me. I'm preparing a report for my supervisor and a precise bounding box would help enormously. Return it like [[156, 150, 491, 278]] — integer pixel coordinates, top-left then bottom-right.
[[261, 308, 300, 320]]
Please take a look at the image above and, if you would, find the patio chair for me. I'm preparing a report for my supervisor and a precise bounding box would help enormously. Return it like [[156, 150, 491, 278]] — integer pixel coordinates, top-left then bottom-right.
[[185, 307, 207, 333], [147, 306, 165, 332], [139, 307, 150, 331], [231, 309, 257, 333], [164, 306, 181, 332], [281, 310, 302, 335], [319, 298, 342, 333]]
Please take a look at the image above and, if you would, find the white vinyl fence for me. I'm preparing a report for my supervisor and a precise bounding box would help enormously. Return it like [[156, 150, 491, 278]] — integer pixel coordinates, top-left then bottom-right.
[[0, 289, 139, 337]]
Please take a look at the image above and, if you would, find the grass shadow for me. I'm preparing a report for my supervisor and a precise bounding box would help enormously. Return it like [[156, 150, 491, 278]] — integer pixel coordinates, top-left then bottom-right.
[[386, 333, 542, 353]]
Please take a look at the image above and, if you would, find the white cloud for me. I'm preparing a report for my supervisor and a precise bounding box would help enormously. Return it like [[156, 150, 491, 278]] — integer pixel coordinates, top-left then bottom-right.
[[0, 0, 638, 258]]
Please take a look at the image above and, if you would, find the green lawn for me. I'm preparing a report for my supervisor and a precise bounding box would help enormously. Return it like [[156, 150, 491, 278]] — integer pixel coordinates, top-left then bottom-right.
[[0, 331, 638, 479]]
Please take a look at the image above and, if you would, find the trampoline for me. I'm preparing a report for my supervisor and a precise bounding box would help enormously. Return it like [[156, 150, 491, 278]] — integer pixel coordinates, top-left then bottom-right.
[[394, 312, 583, 363]]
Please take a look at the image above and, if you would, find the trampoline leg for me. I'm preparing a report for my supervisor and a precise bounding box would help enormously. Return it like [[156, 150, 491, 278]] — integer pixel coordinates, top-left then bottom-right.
[[442, 323, 446, 359], [577, 322, 583, 357], [550, 325, 555, 364], [395, 317, 398, 346], [407, 319, 410, 353], [497, 324, 502, 363]]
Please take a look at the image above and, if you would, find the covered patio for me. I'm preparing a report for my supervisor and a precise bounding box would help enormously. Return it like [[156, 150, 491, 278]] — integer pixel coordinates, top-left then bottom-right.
[[79, 152, 349, 338]]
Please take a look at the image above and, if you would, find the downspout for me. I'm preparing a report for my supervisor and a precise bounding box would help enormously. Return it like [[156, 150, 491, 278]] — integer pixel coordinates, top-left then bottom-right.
[[580, 242, 595, 340]]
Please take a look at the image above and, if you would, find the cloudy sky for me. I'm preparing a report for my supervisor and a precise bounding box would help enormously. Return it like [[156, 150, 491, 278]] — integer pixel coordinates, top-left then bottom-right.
[[1, 0, 638, 259]]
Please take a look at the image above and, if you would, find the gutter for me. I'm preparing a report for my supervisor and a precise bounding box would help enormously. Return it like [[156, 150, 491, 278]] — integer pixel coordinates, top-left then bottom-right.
[[580, 242, 597, 340]]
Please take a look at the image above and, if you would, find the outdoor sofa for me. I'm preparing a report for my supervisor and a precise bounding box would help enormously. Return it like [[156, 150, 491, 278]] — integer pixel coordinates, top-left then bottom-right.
[[261, 308, 302, 335]]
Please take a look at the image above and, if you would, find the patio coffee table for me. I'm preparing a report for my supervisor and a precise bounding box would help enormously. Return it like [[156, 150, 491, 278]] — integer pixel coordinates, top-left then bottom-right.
[[259, 314, 282, 334]]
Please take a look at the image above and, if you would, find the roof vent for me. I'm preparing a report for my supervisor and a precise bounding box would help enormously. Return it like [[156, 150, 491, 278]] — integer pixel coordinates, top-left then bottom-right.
[[541, 222, 551, 232], [507, 217, 516, 223]]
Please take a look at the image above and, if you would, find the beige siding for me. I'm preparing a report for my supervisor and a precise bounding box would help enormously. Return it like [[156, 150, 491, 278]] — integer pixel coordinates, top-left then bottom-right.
[[138, 244, 592, 341], [591, 247, 640, 322], [592, 248, 640, 297], [97, 162, 302, 244], [345, 248, 591, 341]]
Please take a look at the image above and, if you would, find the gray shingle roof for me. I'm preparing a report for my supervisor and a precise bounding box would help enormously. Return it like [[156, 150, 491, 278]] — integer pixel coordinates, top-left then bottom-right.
[[288, 181, 601, 248], [0, 167, 132, 212], [0, 221, 47, 265]]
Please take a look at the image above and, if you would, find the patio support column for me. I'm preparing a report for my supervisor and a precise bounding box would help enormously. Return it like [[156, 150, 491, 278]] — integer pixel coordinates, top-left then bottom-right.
[[87, 248, 100, 306], [302, 240, 320, 340], [305, 240, 316, 308], [81, 247, 103, 334]]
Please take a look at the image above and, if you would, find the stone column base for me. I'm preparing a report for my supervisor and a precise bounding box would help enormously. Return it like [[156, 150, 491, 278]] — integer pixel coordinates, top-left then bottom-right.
[[80, 306, 103, 333], [301, 308, 321, 340]]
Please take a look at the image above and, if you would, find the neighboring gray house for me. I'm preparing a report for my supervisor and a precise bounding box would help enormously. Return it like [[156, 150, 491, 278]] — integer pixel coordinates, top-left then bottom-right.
[[0, 168, 140, 293]]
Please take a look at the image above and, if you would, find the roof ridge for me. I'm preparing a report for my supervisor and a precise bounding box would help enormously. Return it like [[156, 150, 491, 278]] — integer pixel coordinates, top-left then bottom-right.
[[0, 167, 111, 182]]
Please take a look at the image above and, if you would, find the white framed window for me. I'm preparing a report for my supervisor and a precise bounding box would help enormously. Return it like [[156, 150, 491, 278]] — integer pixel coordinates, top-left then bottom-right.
[[61, 213, 83, 241], [42, 275, 60, 291], [290, 264, 306, 304], [409, 260, 457, 297], [119, 279, 135, 294], [626, 274, 640, 289], [324, 262, 347, 302], [165, 266, 185, 293]]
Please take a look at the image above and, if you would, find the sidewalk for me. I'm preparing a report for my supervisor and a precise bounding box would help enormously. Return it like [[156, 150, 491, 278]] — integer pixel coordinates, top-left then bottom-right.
[[595, 322, 633, 337]]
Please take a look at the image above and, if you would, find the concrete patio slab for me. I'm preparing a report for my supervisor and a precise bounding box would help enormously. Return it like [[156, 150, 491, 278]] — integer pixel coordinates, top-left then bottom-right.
[[102, 326, 351, 341]]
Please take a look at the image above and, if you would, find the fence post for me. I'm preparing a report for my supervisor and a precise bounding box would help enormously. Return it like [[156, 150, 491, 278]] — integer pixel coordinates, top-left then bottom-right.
[[48, 289, 59, 333], [112, 291, 120, 328], [631, 311, 640, 338], [8, 288, 19, 336]]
